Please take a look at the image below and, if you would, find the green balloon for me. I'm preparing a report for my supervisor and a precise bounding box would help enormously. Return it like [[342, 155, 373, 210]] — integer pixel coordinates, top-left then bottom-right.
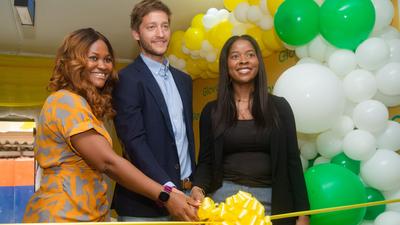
[[320, 0, 375, 50], [331, 152, 361, 175], [364, 187, 386, 220], [274, 0, 319, 46], [305, 164, 366, 225]]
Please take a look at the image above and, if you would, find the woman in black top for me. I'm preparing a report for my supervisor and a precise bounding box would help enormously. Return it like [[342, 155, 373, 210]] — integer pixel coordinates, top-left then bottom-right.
[[191, 35, 309, 225]]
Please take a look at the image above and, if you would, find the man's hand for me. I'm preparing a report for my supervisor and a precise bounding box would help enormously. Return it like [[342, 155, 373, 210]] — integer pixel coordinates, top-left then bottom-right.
[[190, 186, 205, 203], [165, 189, 199, 221], [296, 215, 309, 225]]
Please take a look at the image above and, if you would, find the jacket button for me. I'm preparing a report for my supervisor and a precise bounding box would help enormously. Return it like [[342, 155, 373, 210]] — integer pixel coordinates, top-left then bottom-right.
[[175, 164, 180, 170]]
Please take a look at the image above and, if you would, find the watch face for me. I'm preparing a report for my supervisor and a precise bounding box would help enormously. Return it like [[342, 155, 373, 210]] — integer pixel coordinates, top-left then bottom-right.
[[159, 191, 170, 202]]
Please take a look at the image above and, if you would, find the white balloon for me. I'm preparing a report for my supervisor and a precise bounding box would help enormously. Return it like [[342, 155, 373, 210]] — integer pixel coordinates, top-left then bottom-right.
[[386, 38, 400, 62], [168, 54, 177, 62], [205, 51, 217, 62], [300, 155, 309, 172], [343, 129, 376, 161], [374, 90, 400, 107], [182, 45, 190, 54], [316, 131, 342, 158], [328, 49, 357, 77], [273, 63, 345, 133], [228, 12, 240, 25], [257, 14, 273, 30], [343, 69, 377, 103], [177, 59, 186, 70], [374, 26, 400, 41], [232, 23, 248, 36], [308, 35, 327, 62], [308, 35, 328, 62], [374, 211, 400, 225], [297, 132, 319, 142], [295, 45, 309, 59], [259, 0, 268, 14], [376, 62, 400, 96], [216, 9, 229, 22], [371, 0, 395, 32], [206, 8, 219, 16], [355, 37, 390, 70], [199, 50, 207, 58], [331, 115, 355, 137], [201, 40, 213, 52], [313, 156, 330, 165], [384, 189, 400, 212], [247, 5, 262, 23], [377, 121, 400, 151], [202, 14, 218, 30], [283, 42, 296, 50], [324, 44, 338, 63], [234, 2, 249, 23], [300, 142, 318, 160], [344, 100, 357, 117], [361, 149, 400, 191], [314, 0, 324, 6], [352, 100, 388, 132], [359, 221, 374, 225], [190, 50, 200, 58], [297, 57, 320, 65]]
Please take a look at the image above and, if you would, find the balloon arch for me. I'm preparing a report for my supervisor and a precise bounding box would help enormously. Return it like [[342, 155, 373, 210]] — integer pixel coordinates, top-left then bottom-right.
[[175, 0, 400, 225]]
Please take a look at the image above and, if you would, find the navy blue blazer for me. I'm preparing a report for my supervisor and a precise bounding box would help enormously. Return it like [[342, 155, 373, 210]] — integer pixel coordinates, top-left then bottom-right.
[[111, 56, 195, 217]]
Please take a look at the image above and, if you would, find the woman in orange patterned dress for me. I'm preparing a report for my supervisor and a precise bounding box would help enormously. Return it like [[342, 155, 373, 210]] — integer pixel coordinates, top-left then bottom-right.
[[23, 28, 198, 222]]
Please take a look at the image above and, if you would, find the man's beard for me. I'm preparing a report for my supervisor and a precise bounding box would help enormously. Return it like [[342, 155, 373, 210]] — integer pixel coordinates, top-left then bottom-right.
[[139, 39, 168, 57]]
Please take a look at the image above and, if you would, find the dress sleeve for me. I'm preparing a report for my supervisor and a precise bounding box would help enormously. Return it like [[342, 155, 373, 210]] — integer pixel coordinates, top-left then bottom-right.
[[193, 101, 215, 193], [52, 91, 112, 153], [279, 97, 310, 211]]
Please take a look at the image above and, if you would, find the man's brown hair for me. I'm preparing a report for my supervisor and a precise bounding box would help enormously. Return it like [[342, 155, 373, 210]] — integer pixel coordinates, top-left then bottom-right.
[[130, 0, 171, 31]]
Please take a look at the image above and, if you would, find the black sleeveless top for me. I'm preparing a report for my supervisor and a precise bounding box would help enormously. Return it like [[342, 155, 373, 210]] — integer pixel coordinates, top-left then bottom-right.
[[222, 120, 272, 187]]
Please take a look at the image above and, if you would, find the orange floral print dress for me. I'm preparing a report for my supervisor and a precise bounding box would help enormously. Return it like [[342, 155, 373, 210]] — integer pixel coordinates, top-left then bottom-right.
[[23, 90, 112, 222]]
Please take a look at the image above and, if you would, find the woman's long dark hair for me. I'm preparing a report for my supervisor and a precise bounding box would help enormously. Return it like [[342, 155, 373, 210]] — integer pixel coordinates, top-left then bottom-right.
[[212, 35, 279, 137]]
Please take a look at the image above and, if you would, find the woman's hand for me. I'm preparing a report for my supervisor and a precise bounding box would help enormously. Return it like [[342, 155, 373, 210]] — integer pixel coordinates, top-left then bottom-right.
[[165, 189, 199, 221], [190, 186, 206, 203], [296, 215, 309, 225]]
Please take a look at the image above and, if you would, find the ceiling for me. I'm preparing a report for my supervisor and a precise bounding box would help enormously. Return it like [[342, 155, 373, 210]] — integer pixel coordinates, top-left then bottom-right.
[[0, 0, 224, 61]]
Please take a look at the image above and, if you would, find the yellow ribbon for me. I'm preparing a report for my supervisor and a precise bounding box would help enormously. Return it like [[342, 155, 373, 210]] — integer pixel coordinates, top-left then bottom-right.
[[7, 195, 400, 225], [198, 191, 272, 225], [270, 198, 400, 220], [198, 191, 400, 225]]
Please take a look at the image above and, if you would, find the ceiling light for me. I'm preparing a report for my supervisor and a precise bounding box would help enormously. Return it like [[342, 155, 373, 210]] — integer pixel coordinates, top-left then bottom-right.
[[14, 0, 35, 26]]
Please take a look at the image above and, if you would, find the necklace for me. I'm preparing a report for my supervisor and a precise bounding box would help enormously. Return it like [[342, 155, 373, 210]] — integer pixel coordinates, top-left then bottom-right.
[[236, 98, 250, 103], [235, 99, 253, 120]]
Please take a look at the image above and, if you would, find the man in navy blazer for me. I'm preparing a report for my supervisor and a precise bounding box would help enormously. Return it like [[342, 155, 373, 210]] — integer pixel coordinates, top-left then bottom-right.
[[111, 0, 196, 221]]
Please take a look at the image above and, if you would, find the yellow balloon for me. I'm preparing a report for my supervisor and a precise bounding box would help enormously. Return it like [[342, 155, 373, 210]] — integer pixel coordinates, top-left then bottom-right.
[[208, 59, 220, 74], [261, 27, 284, 51], [262, 48, 273, 58], [191, 13, 205, 30], [167, 31, 188, 59], [184, 27, 205, 50], [208, 21, 233, 49], [196, 58, 209, 71], [170, 30, 185, 44], [207, 71, 219, 79], [185, 58, 203, 76], [267, 0, 284, 16], [223, 0, 247, 11], [248, 0, 260, 5], [246, 26, 266, 50]]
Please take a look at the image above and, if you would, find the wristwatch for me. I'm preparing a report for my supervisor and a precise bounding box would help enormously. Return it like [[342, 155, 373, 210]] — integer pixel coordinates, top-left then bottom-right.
[[157, 185, 173, 206]]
